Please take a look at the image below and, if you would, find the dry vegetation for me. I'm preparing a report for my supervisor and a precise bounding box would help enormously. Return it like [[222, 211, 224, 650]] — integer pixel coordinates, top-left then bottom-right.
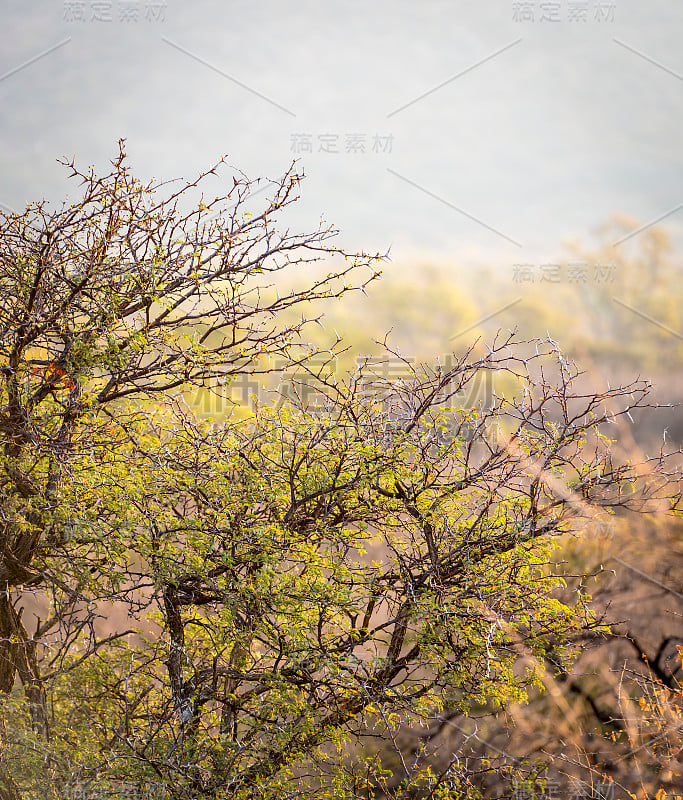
[[0, 146, 680, 799], [270, 219, 682, 800]]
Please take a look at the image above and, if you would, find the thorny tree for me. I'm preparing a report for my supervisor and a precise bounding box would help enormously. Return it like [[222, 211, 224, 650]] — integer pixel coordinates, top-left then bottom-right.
[[0, 143, 679, 800]]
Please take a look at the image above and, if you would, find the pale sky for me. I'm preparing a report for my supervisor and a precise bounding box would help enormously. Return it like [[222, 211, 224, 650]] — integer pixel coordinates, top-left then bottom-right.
[[1, 0, 682, 272]]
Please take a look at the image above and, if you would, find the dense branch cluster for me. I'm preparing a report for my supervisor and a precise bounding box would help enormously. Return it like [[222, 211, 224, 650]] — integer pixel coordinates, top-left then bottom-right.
[[0, 144, 678, 800]]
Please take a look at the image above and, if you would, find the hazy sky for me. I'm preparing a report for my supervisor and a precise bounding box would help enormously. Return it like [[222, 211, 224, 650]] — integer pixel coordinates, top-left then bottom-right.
[[1, 0, 682, 273]]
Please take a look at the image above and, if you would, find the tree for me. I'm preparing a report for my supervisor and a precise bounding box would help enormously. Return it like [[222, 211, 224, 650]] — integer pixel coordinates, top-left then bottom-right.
[[0, 143, 678, 800]]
